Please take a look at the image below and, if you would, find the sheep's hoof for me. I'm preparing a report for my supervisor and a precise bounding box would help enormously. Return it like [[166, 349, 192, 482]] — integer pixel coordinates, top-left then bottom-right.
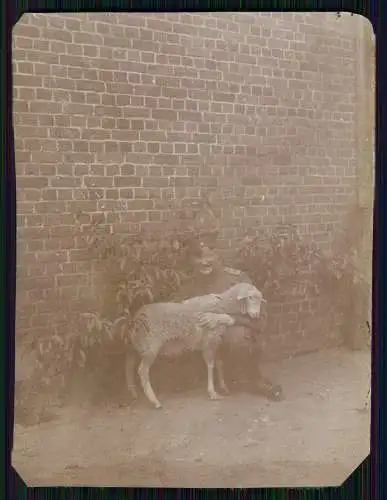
[[219, 386, 230, 395], [209, 392, 224, 401], [154, 402, 163, 409]]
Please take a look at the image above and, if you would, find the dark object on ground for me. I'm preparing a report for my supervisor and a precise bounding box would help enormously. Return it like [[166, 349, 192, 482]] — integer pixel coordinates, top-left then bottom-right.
[[219, 314, 284, 402]]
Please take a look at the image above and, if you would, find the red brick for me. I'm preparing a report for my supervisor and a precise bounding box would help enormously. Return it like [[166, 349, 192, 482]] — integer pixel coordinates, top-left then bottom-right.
[[16, 62, 34, 75], [142, 176, 169, 188], [114, 176, 142, 187], [64, 103, 94, 116], [41, 28, 72, 43], [68, 249, 92, 262], [132, 39, 159, 53], [84, 176, 113, 188], [19, 227, 50, 240], [94, 105, 122, 117], [76, 80, 106, 93], [179, 111, 204, 122], [23, 276, 56, 291], [18, 176, 49, 189], [56, 274, 88, 287], [14, 74, 43, 87], [51, 177, 81, 188], [120, 211, 148, 223], [73, 32, 103, 45], [122, 107, 150, 118], [35, 201, 67, 213], [14, 37, 34, 49]]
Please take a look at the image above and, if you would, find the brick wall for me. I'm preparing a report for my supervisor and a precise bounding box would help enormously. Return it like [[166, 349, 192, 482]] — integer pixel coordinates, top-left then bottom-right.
[[13, 12, 370, 358]]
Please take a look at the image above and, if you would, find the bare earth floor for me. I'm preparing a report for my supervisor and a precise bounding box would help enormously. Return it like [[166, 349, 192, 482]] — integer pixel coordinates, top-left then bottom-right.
[[12, 347, 371, 488]]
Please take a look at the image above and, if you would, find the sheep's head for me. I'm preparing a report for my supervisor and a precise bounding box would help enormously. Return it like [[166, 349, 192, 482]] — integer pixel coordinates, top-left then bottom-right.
[[235, 283, 266, 319]]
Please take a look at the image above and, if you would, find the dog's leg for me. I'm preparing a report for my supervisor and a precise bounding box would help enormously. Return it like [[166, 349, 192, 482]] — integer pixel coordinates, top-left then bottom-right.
[[137, 353, 162, 409], [203, 348, 223, 401], [125, 352, 138, 400], [215, 357, 229, 395]]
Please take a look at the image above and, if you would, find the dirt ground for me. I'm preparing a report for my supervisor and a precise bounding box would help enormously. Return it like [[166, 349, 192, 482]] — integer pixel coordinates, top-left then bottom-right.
[[12, 346, 371, 488]]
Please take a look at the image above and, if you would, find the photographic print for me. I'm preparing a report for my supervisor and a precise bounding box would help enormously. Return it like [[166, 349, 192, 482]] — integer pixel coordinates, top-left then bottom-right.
[[12, 11, 374, 487]]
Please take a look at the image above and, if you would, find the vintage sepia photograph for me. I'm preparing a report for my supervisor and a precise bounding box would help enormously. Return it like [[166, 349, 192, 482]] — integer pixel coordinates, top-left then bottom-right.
[[12, 11, 374, 487]]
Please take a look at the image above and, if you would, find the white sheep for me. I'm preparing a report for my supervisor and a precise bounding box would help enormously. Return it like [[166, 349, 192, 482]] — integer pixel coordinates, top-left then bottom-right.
[[125, 282, 265, 409]]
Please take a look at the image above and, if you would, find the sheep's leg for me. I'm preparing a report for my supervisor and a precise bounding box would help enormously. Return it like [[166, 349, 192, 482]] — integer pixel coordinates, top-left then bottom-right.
[[125, 352, 138, 400], [203, 348, 223, 401], [215, 358, 230, 395], [207, 361, 223, 400], [137, 354, 162, 409]]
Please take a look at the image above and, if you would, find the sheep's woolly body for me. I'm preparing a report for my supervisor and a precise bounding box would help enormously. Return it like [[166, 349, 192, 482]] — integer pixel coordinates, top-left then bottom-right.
[[130, 283, 262, 356], [131, 303, 234, 357]]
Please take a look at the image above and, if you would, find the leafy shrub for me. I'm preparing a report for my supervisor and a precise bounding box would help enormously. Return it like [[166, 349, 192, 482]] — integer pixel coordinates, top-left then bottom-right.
[[31, 197, 220, 400], [230, 211, 371, 349], [232, 225, 325, 301], [29, 201, 370, 404]]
